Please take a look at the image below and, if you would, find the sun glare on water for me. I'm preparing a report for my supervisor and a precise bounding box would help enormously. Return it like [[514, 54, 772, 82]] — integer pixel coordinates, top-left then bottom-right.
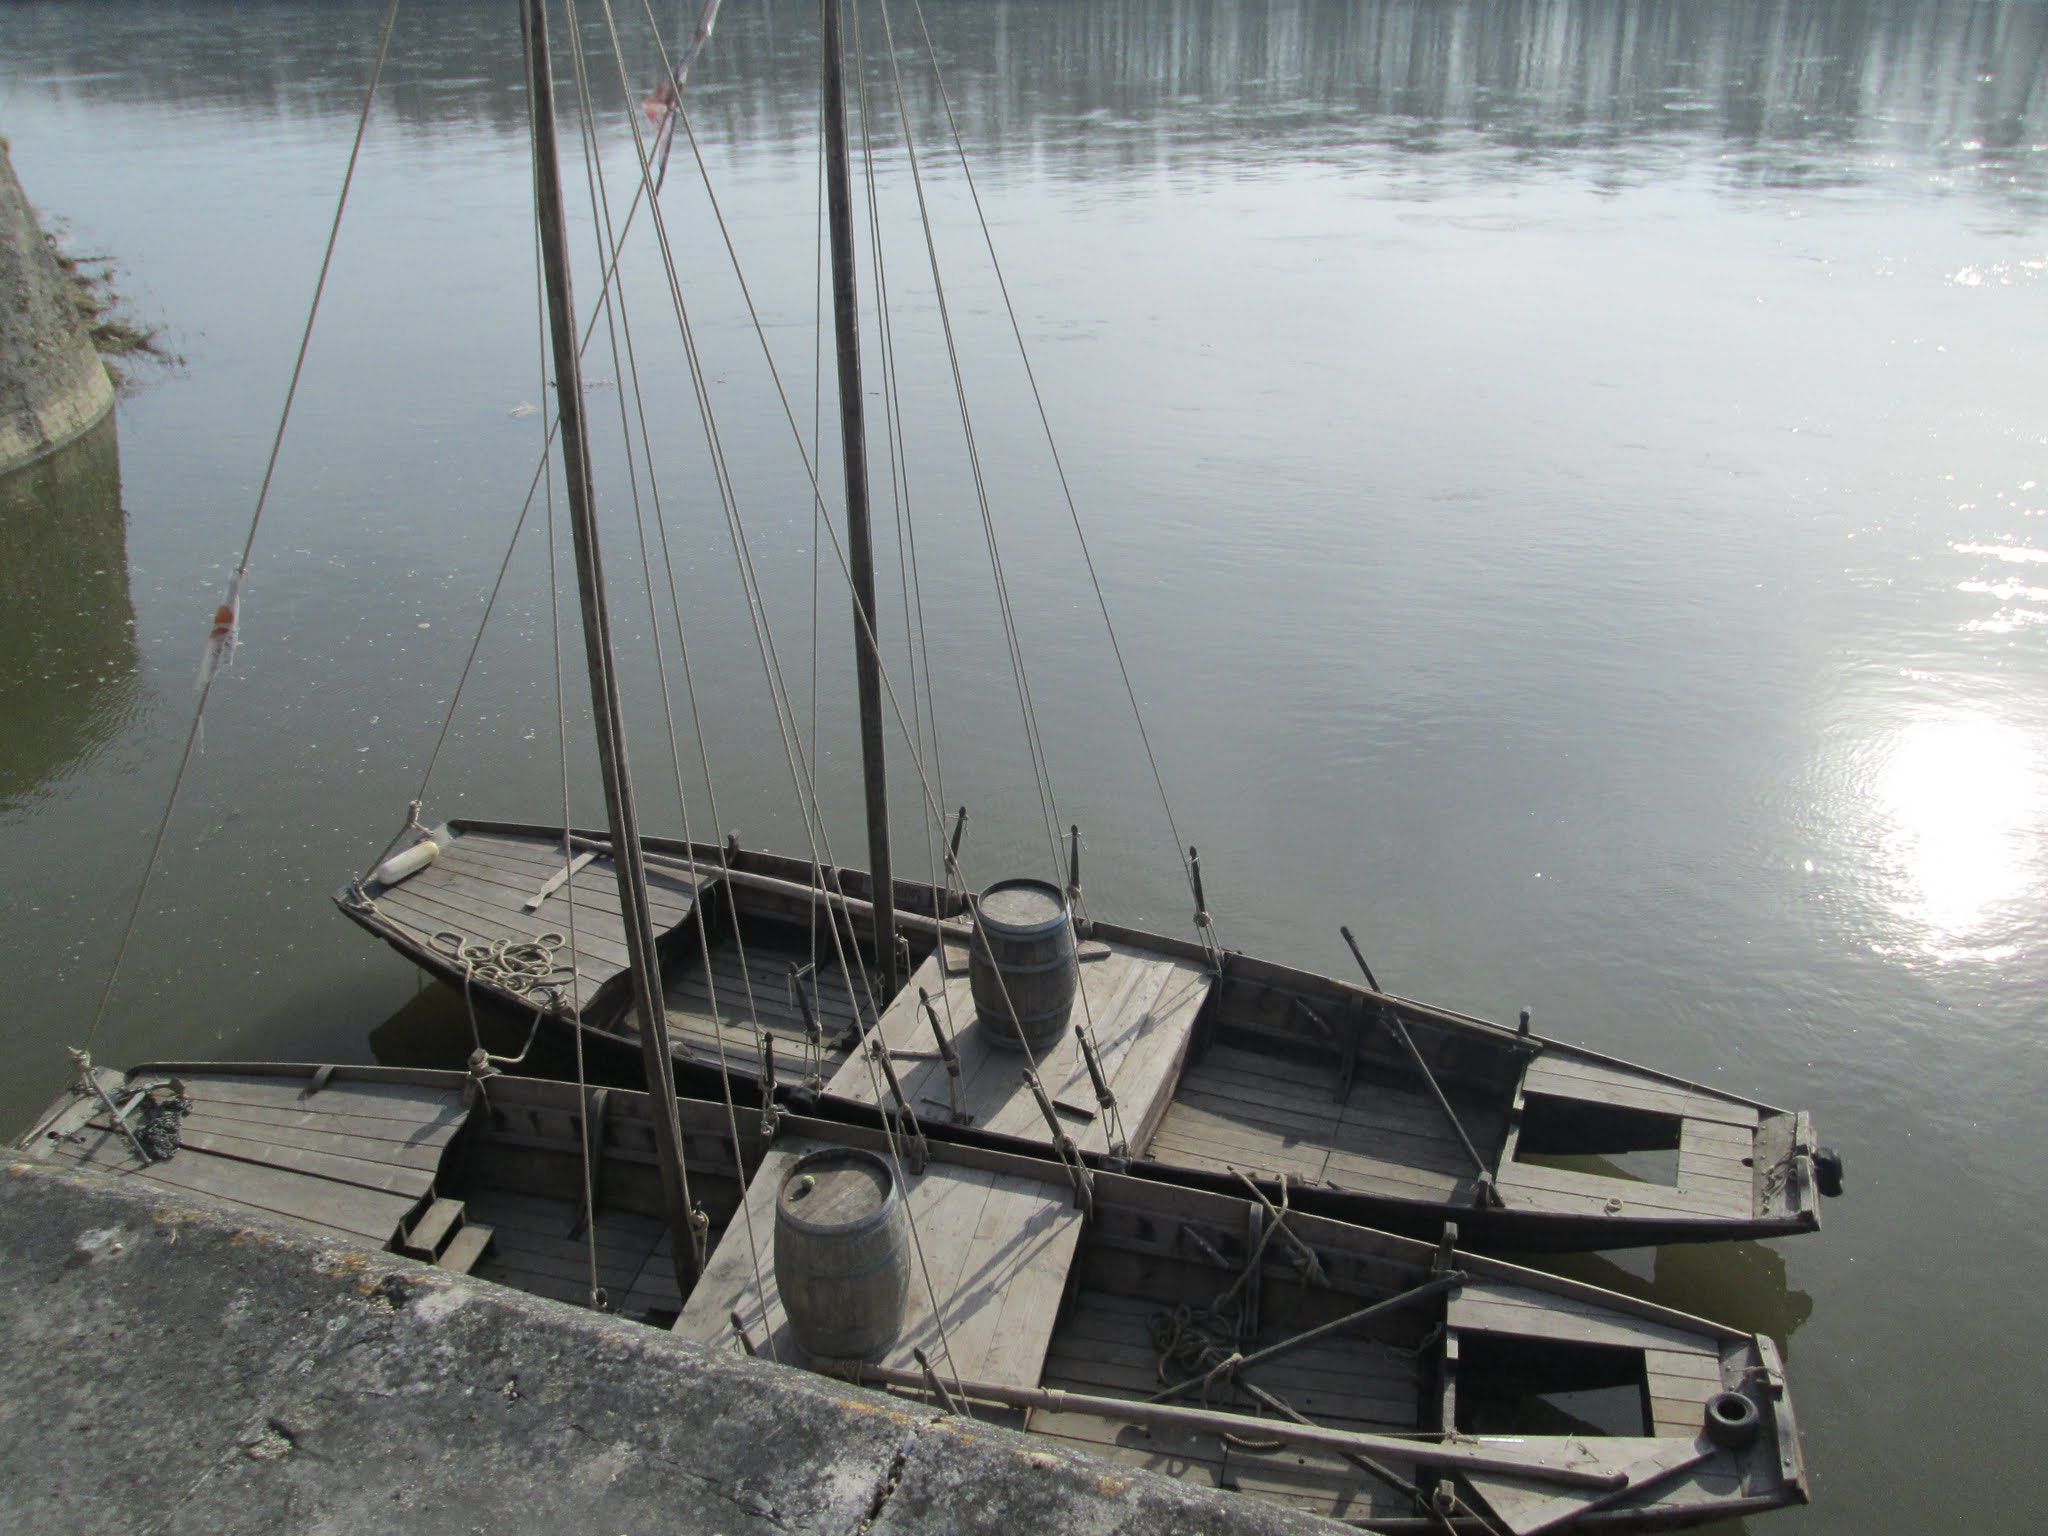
[[1866, 711, 2046, 961]]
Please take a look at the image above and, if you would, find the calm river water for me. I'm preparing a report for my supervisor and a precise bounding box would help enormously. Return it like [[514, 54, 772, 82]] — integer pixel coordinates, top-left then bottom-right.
[[4, 1, 2045, 1529]]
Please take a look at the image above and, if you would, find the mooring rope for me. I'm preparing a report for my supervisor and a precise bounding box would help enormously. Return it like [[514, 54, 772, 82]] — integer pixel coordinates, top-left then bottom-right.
[[76, 0, 404, 1072]]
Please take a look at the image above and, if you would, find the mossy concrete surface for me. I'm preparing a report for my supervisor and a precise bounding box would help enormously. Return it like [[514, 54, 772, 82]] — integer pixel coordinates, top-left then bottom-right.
[[0, 141, 115, 474], [0, 1158, 1336, 1535]]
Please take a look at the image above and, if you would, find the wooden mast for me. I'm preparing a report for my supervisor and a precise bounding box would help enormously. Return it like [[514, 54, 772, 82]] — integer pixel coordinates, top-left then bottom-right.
[[820, 0, 899, 994], [520, 0, 698, 1294]]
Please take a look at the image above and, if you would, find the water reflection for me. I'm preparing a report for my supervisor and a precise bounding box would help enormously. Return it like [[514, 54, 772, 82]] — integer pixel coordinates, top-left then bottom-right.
[[3, 0, 2045, 209], [1532, 1240, 1815, 1353], [0, 416, 140, 815]]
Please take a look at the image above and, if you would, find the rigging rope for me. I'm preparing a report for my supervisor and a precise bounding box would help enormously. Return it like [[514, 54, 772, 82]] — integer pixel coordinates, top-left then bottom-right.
[[601, 0, 1108, 1100], [605, 0, 986, 1403], [858, 0, 1110, 1063], [904, 0, 1213, 945], [394, 98, 688, 839], [566, 0, 777, 1353], [78, 0, 405, 1063], [849, 0, 950, 931], [869, 0, 1069, 894]]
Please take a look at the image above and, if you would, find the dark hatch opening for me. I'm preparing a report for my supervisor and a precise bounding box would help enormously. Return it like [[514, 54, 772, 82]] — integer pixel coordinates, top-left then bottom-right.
[[1455, 1333, 1651, 1438], [1512, 1093, 1682, 1186]]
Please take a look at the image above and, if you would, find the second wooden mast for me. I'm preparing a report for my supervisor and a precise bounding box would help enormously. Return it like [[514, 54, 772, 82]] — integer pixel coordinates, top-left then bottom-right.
[[820, 0, 899, 995]]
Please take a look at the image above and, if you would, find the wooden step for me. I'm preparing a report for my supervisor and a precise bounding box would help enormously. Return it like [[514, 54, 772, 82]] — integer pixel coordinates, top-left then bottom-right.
[[403, 1197, 464, 1259], [436, 1224, 494, 1275]]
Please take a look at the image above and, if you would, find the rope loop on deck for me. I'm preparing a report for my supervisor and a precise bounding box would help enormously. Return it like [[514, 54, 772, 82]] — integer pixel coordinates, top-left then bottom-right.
[[430, 929, 574, 1006]]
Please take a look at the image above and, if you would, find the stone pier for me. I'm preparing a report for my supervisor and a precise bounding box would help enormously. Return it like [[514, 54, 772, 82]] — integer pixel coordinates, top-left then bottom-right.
[[0, 141, 115, 474]]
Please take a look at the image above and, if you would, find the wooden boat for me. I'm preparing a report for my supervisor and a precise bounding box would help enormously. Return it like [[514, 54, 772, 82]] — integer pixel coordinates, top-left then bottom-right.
[[21, 1060, 1810, 1533], [339, 819, 1833, 1251]]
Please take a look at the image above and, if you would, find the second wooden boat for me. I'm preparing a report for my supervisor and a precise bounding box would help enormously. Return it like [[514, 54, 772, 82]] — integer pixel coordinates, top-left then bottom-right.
[[23, 1059, 1811, 1534], [340, 818, 1837, 1251]]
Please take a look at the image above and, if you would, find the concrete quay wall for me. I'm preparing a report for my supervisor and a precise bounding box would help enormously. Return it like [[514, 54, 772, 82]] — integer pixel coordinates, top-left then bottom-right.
[[0, 1158, 1336, 1536]]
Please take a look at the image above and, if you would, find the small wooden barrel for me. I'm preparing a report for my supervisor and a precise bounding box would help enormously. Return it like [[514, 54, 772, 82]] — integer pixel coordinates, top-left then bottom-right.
[[773, 1148, 909, 1364], [970, 878, 1078, 1053]]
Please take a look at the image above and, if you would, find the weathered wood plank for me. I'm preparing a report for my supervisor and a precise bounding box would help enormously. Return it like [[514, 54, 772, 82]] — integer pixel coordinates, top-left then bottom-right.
[[1495, 1159, 1746, 1218], [443, 834, 704, 918], [57, 1136, 414, 1242], [825, 940, 1211, 1162], [180, 1076, 466, 1127], [1521, 1055, 1761, 1129], [175, 1126, 438, 1199], [176, 1097, 462, 1159], [378, 880, 629, 981], [674, 1139, 1082, 1388], [1449, 1282, 1715, 1353]]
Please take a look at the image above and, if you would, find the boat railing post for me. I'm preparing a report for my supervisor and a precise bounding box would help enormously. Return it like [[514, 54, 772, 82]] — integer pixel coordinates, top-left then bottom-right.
[[1187, 845, 1220, 969], [1077, 1026, 1127, 1160]]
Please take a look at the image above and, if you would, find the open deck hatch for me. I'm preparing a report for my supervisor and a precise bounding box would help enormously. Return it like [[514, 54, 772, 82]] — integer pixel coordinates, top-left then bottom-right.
[[1455, 1333, 1652, 1438], [1511, 1093, 1683, 1186]]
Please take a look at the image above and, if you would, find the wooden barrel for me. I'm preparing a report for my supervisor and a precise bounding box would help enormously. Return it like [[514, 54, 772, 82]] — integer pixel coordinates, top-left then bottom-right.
[[970, 878, 1078, 1053], [773, 1147, 909, 1364]]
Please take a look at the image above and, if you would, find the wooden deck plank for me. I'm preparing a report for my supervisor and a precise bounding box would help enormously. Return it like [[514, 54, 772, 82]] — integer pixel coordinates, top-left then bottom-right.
[[54, 1135, 415, 1243], [378, 880, 629, 979], [1173, 1069, 1494, 1148], [664, 947, 864, 1035], [418, 853, 647, 937], [928, 1178, 1085, 1383], [432, 836, 700, 919], [825, 941, 1212, 1160], [673, 1139, 1082, 1387], [1449, 1282, 1715, 1353], [173, 1126, 438, 1199], [1520, 1055, 1761, 1129], [1157, 1044, 1510, 1196], [1323, 1148, 1470, 1203], [1032, 1291, 1417, 1521], [179, 1076, 466, 1127], [1146, 1124, 1332, 1185], [1644, 1349, 1723, 1386], [440, 833, 703, 918], [402, 877, 637, 966], [174, 1097, 463, 1158], [1145, 1105, 1334, 1183], [1494, 1159, 1746, 1218]]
